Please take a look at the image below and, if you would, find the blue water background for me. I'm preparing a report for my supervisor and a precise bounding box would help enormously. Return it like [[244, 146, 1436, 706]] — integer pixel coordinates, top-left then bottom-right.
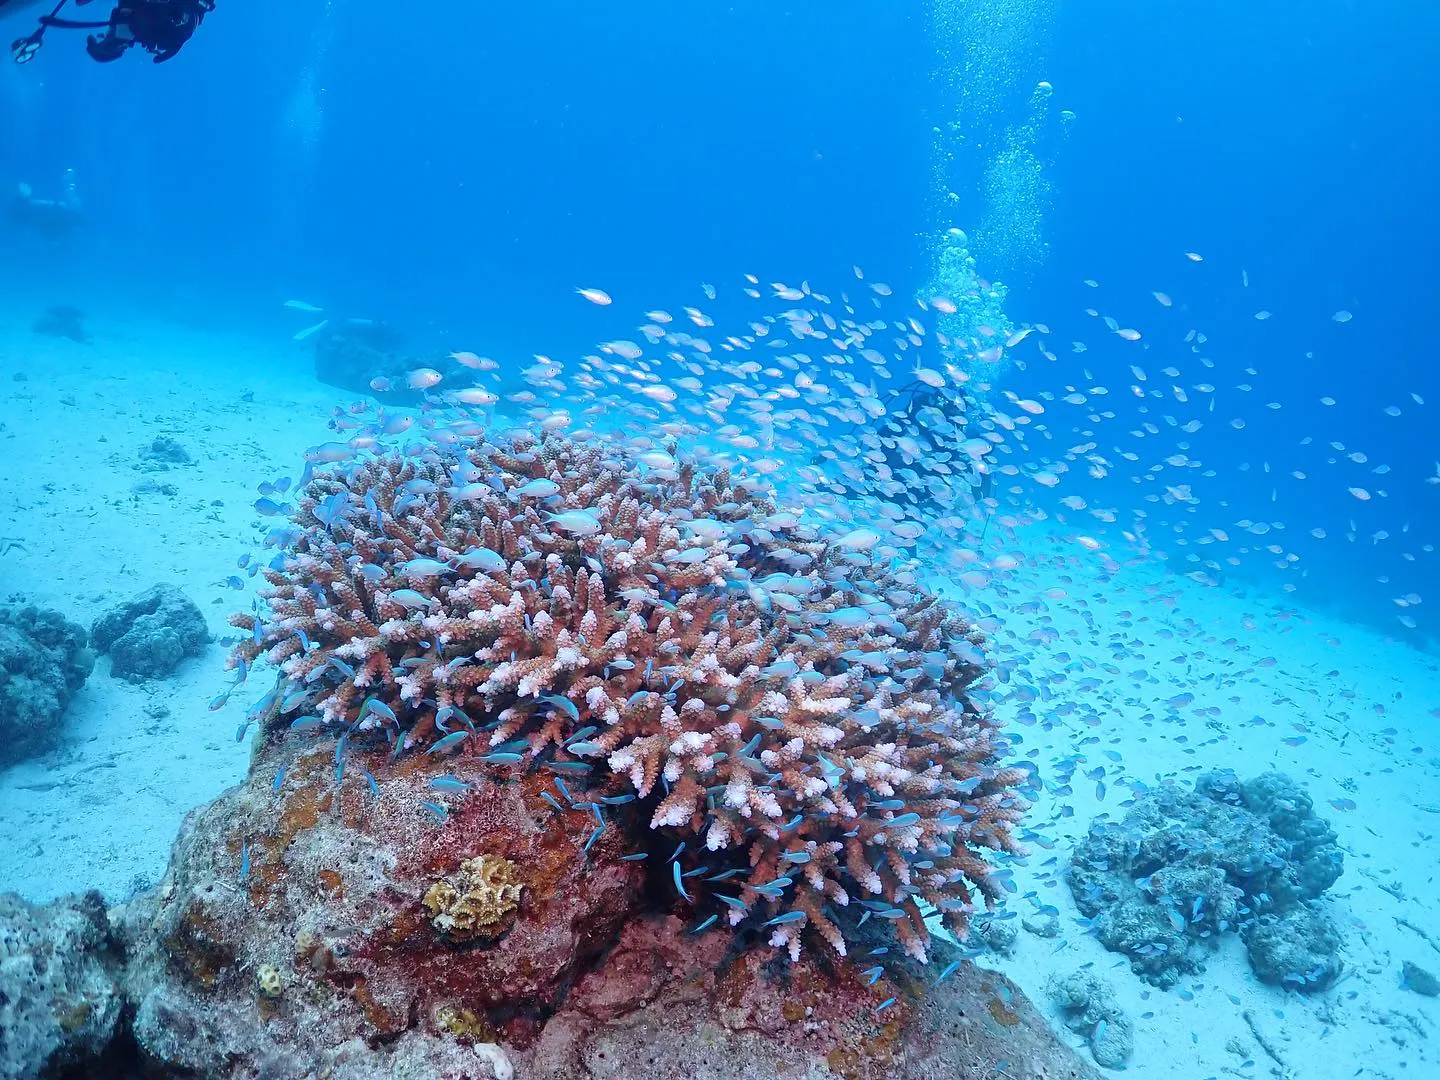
[[1, 0, 1434, 637]]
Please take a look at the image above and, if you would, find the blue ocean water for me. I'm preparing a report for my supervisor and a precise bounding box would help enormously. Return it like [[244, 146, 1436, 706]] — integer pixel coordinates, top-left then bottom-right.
[[0, 1, 1437, 1077]]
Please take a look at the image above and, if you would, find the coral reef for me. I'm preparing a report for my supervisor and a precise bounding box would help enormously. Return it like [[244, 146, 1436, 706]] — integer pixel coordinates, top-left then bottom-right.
[[0, 891, 123, 1078], [92, 584, 210, 681], [0, 603, 93, 766], [0, 428, 1104, 1078], [226, 428, 1028, 964], [1046, 969, 1133, 1069], [1067, 770, 1345, 990]]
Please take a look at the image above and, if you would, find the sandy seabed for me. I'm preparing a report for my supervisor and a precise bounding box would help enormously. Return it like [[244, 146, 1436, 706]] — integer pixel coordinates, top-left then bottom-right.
[[0, 311, 1435, 1080]]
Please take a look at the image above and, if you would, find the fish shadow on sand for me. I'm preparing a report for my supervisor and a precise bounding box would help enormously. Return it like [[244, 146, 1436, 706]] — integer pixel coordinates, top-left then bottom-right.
[[32, 306, 91, 345]]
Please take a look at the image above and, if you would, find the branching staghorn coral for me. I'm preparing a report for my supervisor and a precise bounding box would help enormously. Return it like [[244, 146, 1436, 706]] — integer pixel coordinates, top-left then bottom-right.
[[228, 428, 1026, 962]]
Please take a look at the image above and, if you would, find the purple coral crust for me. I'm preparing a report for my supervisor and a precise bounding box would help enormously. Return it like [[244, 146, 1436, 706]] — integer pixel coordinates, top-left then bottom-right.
[[227, 429, 1026, 961]]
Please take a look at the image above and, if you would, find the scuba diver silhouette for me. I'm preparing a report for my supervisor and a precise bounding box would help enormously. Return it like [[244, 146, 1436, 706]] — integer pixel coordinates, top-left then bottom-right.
[[1, 0, 212, 64]]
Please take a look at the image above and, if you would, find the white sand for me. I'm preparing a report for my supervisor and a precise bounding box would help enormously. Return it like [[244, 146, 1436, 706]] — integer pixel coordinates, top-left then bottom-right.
[[0, 310, 335, 900], [0, 313, 1435, 1077], [939, 529, 1440, 1078]]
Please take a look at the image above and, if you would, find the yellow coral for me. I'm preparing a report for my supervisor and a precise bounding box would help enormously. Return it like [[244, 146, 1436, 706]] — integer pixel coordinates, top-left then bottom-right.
[[255, 964, 283, 998], [422, 854, 524, 942], [435, 1004, 494, 1041]]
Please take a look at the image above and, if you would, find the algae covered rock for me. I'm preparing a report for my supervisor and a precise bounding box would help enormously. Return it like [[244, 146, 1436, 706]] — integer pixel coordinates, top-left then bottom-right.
[[1242, 905, 1346, 991], [1067, 769, 1345, 990], [106, 726, 1102, 1080], [1046, 969, 1133, 1069], [91, 584, 210, 681], [0, 603, 93, 766], [0, 890, 124, 1079]]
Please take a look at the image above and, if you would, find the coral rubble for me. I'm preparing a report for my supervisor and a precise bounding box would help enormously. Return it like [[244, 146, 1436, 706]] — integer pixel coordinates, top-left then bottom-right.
[[92, 583, 210, 681], [0, 603, 93, 766], [227, 428, 1028, 964], [1067, 769, 1346, 990]]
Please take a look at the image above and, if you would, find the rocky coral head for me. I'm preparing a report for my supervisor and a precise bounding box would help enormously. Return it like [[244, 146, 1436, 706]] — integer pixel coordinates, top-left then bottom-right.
[[227, 427, 1027, 963]]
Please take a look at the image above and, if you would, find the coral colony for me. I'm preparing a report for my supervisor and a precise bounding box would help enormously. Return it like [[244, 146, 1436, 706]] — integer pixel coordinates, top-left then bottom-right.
[[228, 428, 1027, 966]]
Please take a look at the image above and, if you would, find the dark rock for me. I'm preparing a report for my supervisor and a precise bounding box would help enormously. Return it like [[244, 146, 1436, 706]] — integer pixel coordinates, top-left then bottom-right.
[[313, 319, 423, 403], [0, 604, 93, 766], [0, 891, 124, 1079], [138, 436, 191, 467], [32, 305, 90, 344], [1402, 960, 1439, 996], [91, 585, 210, 680], [1067, 770, 1344, 989], [1242, 905, 1345, 991]]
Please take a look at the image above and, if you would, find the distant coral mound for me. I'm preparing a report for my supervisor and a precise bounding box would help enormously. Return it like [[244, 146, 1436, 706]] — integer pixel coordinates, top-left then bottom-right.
[[0, 604, 93, 766], [91, 584, 210, 681], [1067, 770, 1346, 991], [32, 305, 90, 344]]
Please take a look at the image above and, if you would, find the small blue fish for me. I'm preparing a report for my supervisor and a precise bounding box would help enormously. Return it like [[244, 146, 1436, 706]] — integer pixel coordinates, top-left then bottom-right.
[[691, 914, 718, 934], [763, 911, 806, 926], [400, 558, 453, 578], [620, 852, 650, 862], [239, 840, 251, 883], [537, 693, 580, 722], [429, 776, 473, 793], [874, 997, 897, 1015], [455, 548, 507, 573], [427, 731, 470, 755], [420, 800, 448, 822], [481, 752, 525, 765], [358, 697, 397, 725], [389, 589, 434, 610], [672, 861, 693, 902]]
